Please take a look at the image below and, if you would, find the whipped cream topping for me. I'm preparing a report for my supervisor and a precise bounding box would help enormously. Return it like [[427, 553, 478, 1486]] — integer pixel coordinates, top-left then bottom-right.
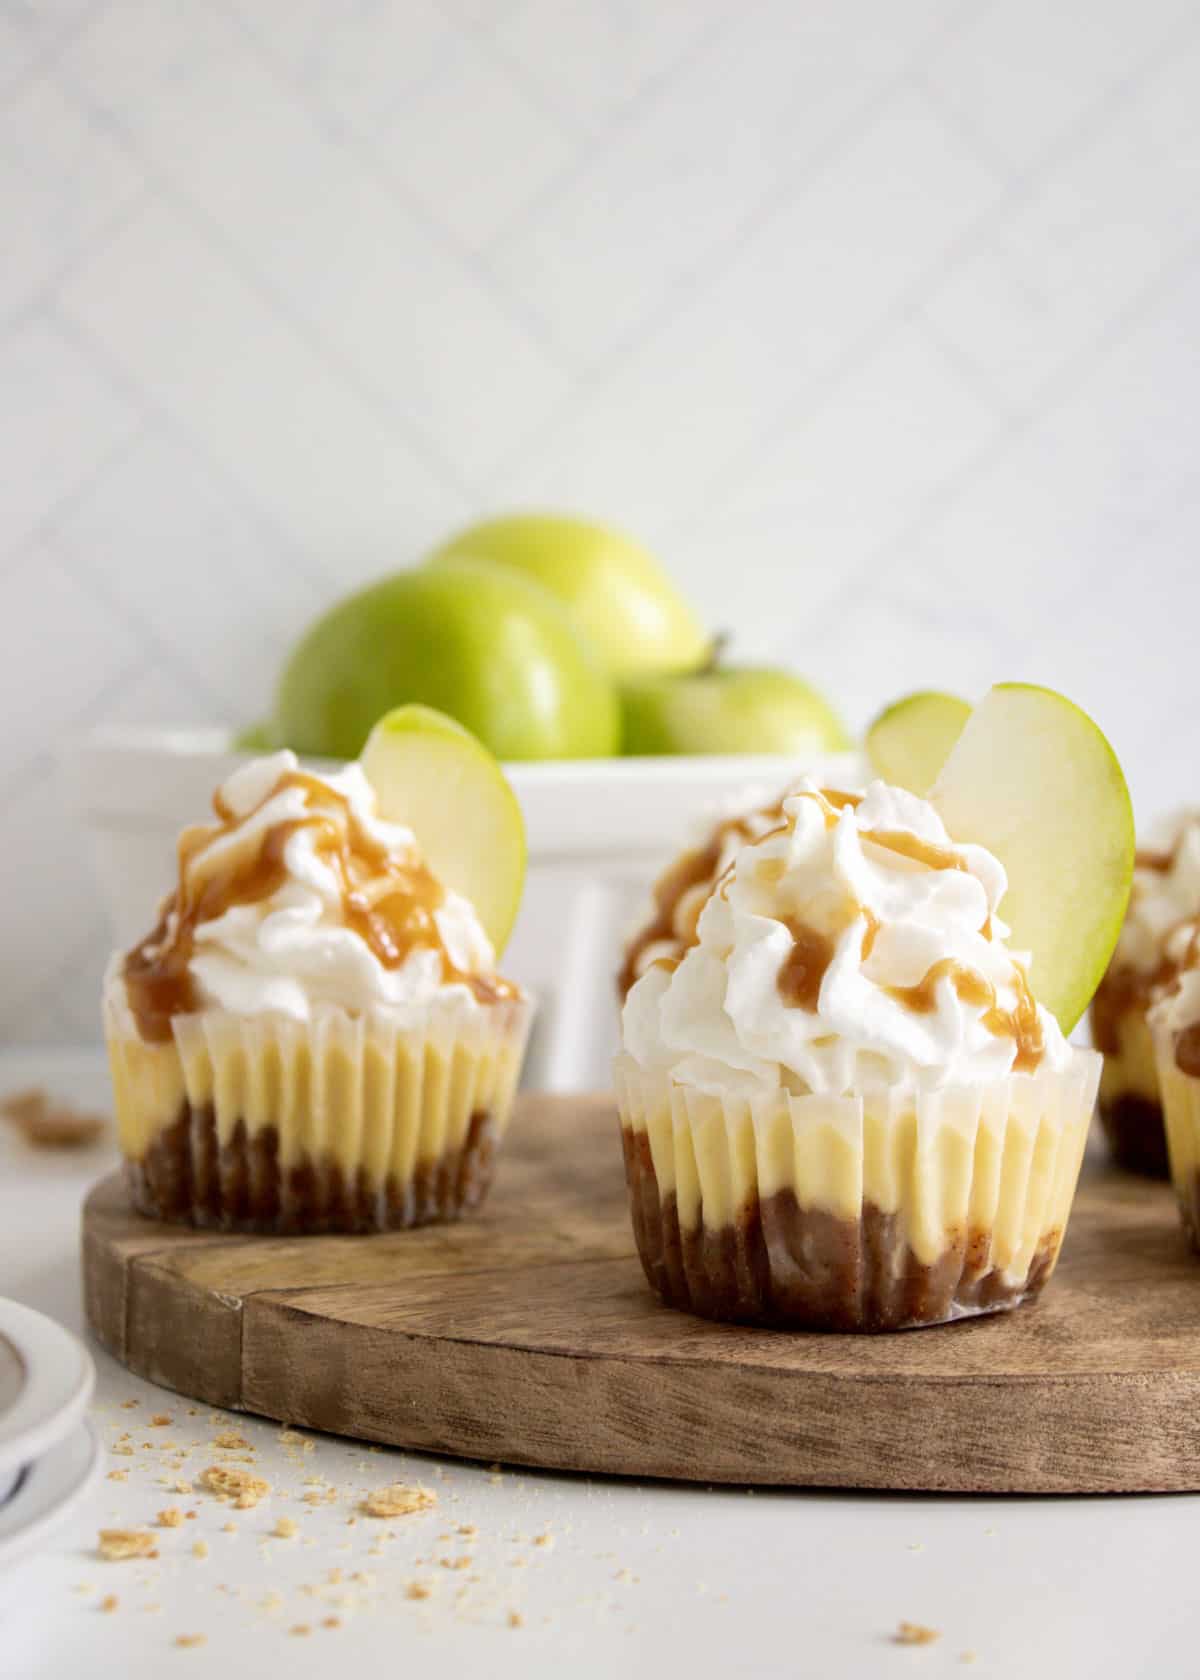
[[1112, 812, 1200, 980], [123, 751, 511, 1035], [622, 778, 1071, 1098]]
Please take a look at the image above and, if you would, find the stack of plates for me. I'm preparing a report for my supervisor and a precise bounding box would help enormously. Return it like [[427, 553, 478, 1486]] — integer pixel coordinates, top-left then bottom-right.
[[0, 1300, 101, 1567]]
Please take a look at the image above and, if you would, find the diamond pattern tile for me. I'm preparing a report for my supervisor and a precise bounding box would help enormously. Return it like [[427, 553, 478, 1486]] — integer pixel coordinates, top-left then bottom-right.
[[1, 0, 1198, 1044]]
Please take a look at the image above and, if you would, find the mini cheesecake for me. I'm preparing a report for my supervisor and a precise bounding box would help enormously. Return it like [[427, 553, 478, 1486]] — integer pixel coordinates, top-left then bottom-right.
[[615, 780, 1098, 1332], [1091, 817, 1200, 1176], [104, 751, 531, 1234]]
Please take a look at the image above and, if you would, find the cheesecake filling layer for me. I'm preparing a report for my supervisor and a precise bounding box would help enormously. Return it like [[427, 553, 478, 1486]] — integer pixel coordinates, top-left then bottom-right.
[[616, 1055, 1095, 1292]]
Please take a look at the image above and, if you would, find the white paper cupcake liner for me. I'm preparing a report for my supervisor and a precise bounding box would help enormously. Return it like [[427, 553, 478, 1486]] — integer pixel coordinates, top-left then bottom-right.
[[104, 960, 533, 1233], [614, 1052, 1099, 1331], [1153, 1024, 1200, 1250]]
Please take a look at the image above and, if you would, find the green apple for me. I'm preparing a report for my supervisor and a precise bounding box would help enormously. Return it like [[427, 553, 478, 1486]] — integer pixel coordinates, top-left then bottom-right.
[[361, 705, 525, 955], [425, 512, 709, 677], [866, 691, 971, 796], [620, 665, 851, 757], [929, 683, 1135, 1033], [273, 560, 618, 762], [232, 719, 279, 752]]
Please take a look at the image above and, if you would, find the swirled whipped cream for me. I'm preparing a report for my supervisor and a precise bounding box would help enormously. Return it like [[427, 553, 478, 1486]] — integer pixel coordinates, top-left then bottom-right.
[[1110, 813, 1200, 980], [122, 751, 514, 1040], [622, 778, 1071, 1097]]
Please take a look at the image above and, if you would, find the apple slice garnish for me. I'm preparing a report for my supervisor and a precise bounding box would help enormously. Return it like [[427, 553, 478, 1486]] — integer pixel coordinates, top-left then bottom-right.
[[928, 683, 1134, 1034], [866, 691, 971, 796], [360, 704, 526, 957]]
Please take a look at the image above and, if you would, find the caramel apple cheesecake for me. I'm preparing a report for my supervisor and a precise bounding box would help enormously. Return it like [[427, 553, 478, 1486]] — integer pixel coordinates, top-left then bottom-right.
[[105, 738, 532, 1233], [615, 775, 1101, 1332], [1090, 814, 1200, 1176]]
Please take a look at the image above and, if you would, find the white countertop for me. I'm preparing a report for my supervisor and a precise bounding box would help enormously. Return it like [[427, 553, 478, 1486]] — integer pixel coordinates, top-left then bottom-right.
[[2, 1046, 1197, 1679]]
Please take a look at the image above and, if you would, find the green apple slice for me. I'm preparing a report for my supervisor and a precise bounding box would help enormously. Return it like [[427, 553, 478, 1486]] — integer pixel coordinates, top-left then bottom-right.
[[928, 683, 1134, 1033], [866, 691, 971, 795], [360, 704, 526, 957]]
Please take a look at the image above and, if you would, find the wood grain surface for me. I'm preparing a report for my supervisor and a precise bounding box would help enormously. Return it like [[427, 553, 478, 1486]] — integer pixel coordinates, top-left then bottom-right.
[[83, 1093, 1200, 1492]]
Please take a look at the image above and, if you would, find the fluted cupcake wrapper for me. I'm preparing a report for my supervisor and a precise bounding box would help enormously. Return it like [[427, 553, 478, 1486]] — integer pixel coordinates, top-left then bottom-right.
[[1095, 999, 1169, 1177], [613, 1053, 1099, 1332], [104, 960, 533, 1233], [1152, 1025, 1200, 1251]]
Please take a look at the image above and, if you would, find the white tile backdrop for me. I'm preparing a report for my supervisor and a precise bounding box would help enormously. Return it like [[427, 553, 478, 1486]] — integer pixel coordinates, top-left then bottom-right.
[[2, 0, 1199, 1044]]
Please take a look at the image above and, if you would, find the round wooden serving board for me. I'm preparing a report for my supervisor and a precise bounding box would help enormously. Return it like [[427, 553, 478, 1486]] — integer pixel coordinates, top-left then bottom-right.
[[84, 1094, 1200, 1494]]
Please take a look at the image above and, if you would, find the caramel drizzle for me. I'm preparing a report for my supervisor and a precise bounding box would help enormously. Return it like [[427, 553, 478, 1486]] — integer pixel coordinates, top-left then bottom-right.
[[776, 918, 836, 1011], [1178, 1022, 1200, 1079], [862, 827, 969, 874], [617, 797, 788, 997], [776, 909, 880, 1011], [1093, 822, 1200, 1057], [125, 770, 513, 1043], [886, 958, 1044, 1073]]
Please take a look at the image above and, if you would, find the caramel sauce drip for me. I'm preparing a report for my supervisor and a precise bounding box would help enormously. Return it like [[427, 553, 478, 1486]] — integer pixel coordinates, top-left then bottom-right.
[[861, 909, 881, 961], [862, 828, 968, 874], [887, 958, 1044, 1073], [124, 770, 512, 1043], [776, 918, 836, 1012], [1136, 847, 1172, 873], [1178, 1023, 1200, 1079], [1092, 913, 1200, 1055], [617, 798, 788, 997]]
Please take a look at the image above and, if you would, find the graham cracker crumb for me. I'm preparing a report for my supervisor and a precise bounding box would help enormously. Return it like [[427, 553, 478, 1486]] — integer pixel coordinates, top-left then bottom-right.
[[322, 1617, 342, 1630], [406, 1581, 434, 1601], [157, 1508, 184, 1529], [212, 1431, 249, 1450], [110, 1445, 134, 1458], [360, 1483, 436, 1519], [458, 1523, 478, 1539], [98, 1530, 158, 1562], [174, 1634, 206, 1649], [150, 1415, 172, 1428], [290, 1624, 311, 1638], [327, 1568, 343, 1585], [99, 1595, 119, 1614], [192, 1541, 209, 1560], [121, 1400, 139, 1410], [198, 1466, 269, 1508], [508, 1610, 524, 1629], [534, 1532, 554, 1549], [894, 1622, 941, 1647], [439, 1555, 472, 1571], [1, 1088, 105, 1149], [222, 1522, 237, 1534], [273, 1518, 298, 1540], [107, 1470, 128, 1483]]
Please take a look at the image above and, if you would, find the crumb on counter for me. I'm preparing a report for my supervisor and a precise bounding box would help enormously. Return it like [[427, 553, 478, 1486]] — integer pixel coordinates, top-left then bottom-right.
[[98, 1530, 158, 1562], [894, 1621, 941, 1647], [99, 1595, 118, 1614], [174, 1634, 206, 1649], [198, 1466, 269, 1508], [360, 1483, 436, 1519], [0, 1087, 105, 1148], [157, 1508, 184, 1529], [273, 1517, 298, 1540]]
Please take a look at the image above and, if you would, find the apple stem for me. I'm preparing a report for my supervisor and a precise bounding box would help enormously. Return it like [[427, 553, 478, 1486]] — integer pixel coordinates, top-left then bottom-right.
[[701, 631, 730, 675]]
